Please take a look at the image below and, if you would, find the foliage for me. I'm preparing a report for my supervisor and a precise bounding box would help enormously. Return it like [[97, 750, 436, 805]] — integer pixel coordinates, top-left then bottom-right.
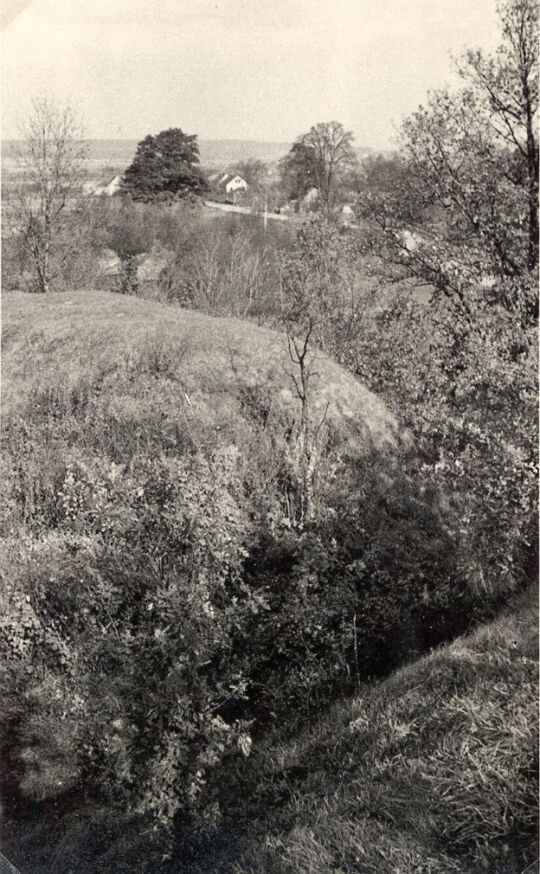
[[278, 216, 361, 348], [123, 128, 209, 202], [1, 3, 537, 870], [98, 199, 156, 293], [459, 0, 538, 271], [0, 289, 491, 872], [160, 219, 287, 319], [279, 140, 321, 202], [356, 0, 538, 322]]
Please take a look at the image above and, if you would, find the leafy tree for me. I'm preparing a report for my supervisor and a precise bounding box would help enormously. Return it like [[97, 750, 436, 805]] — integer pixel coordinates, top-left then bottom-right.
[[279, 139, 321, 202], [357, 0, 538, 326], [7, 96, 88, 293], [123, 128, 208, 202], [281, 122, 357, 212], [458, 0, 538, 271], [353, 0, 538, 598]]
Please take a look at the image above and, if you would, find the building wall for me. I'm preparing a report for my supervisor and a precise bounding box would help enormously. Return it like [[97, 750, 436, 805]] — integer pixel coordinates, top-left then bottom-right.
[[225, 177, 248, 193]]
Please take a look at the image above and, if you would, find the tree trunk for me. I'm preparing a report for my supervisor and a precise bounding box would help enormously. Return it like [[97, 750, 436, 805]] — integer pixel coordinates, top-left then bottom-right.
[[41, 242, 50, 293], [40, 207, 51, 293]]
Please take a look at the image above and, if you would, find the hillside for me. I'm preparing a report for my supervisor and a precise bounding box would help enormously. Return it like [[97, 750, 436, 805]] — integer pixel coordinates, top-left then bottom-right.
[[1, 290, 396, 448], [0, 289, 407, 874], [199, 594, 538, 874]]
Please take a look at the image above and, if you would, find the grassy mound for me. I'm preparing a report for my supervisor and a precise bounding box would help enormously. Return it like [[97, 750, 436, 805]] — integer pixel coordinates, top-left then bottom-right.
[[1, 290, 396, 450], [206, 594, 538, 874]]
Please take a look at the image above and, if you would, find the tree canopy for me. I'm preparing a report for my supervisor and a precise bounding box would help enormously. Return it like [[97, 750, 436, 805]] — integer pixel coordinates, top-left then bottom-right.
[[353, 0, 538, 602], [123, 128, 208, 201]]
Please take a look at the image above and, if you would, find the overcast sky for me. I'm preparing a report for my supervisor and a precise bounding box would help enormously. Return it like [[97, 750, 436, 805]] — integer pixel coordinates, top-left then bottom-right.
[[2, 0, 501, 148]]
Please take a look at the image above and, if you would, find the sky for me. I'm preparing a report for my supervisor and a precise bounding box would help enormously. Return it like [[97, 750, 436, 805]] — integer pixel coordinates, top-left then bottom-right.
[[1, 0, 501, 149]]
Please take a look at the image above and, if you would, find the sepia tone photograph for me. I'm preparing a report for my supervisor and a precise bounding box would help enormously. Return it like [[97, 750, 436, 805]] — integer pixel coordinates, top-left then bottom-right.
[[0, 1, 538, 872]]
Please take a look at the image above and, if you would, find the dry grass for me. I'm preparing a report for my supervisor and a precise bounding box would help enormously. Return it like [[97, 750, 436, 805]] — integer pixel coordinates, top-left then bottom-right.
[[218, 593, 538, 874], [2, 289, 396, 451]]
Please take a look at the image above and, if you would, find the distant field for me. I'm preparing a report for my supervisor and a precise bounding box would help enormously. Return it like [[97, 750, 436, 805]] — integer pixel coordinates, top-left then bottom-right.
[[1, 138, 293, 177], [1, 138, 377, 179]]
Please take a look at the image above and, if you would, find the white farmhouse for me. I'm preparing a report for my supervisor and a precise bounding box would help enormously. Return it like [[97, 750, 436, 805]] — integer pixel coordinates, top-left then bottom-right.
[[209, 172, 249, 203], [83, 174, 123, 197], [223, 174, 248, 194]]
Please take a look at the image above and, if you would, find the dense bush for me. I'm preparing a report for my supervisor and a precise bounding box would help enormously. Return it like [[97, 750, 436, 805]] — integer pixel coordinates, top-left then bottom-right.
[[159, 215, 292, 321]]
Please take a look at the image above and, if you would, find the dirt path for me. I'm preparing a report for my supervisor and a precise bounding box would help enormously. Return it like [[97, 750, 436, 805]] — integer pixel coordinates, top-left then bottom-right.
[[204, 200, 291, 221]]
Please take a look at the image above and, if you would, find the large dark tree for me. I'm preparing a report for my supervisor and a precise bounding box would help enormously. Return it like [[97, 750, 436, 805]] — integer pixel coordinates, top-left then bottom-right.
[[123, 128, 208, 201], [279, 139, 321, 202]]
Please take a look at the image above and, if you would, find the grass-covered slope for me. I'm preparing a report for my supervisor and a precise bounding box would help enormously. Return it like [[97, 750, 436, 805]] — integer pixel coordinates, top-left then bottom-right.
[[220, 594, 538, 874], [1, 290, 396, 449]]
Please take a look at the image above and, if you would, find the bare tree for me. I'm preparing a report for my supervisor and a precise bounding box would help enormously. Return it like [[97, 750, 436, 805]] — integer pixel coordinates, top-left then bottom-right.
[[9, 96, 88, 292], [285, 318, 329, 524], [301, 121, 357, 212]]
